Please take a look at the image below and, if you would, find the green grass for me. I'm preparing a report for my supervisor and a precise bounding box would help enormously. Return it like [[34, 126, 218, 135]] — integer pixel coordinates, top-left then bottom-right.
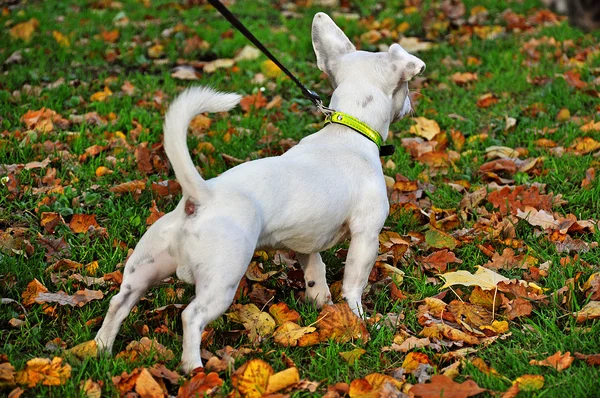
[[1, 0, 600, 396]]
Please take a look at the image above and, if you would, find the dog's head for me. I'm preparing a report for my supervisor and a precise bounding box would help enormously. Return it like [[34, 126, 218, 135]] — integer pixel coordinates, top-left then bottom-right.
[[312, 13, 425, 122]]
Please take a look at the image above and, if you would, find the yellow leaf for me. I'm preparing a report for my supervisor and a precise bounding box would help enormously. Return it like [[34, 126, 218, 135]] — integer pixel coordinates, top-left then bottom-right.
[[513, 374, 544, 391], [90, 86, 113, 102], [147, 44, 164, 58], [480, 320, 509, 334], [81, 378, 102, 398], [574, 300, 600, 323], [349, 373, 404, 398], [66, 340, 98, 360], [232, 359, 273, 398], [317, 303, 370, 344], [9, 18, 39, 42], [269, 302, 300, 325], [265, 367, 299, 394], [261, 59, 282, 78], [402, 352, 431, 373], [339, 348, 366, 365], [439, 266, 510, 290], [226, 304, 276, 343], [273, 322, 316, 347], [52, 31, 70, 47], [95, 166, 112, 177], [409, 117, 440, 141]]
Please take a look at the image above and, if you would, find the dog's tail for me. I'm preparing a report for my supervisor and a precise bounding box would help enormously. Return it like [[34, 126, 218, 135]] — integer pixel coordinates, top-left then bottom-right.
[[163, 86, 241, 202]]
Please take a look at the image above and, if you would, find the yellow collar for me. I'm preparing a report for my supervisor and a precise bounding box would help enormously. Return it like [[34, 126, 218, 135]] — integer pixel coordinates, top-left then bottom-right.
[[324, 111, 395, 156]]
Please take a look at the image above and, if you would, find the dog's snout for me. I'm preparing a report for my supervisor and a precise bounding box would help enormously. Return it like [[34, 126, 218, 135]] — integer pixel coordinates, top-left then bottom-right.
[[418, 64, 426, 75]]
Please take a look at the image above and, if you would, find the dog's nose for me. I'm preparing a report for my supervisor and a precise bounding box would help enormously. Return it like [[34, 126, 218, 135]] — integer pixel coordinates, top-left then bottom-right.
[[418, 64, 426, 74]]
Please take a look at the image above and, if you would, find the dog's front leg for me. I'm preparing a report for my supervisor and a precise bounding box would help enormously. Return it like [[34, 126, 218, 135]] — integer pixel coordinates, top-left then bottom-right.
[[297, 253, 332, 307], [342, 233, 379, 317]]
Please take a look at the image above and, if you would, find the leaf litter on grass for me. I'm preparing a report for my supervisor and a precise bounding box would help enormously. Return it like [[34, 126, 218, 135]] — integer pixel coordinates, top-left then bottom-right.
[[2, 0, 600, 396]]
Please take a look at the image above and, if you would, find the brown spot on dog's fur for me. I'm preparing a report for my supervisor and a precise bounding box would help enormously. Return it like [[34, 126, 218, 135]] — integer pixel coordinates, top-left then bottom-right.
[[185, 199, 196, 216]]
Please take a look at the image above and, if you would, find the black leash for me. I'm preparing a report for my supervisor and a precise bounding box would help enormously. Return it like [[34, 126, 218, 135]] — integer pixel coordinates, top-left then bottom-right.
[[206, 0, 395, 156], [206, 0, 331, 115]]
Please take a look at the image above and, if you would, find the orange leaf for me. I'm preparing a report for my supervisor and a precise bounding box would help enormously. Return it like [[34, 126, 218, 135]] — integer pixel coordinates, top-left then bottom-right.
[[15, 357, 71, 388], [273, 322, 316, 347], [110, 180, 146, 194], [69, 214, 100, 234], [410, 374, 485, 398], [231, 359, 273, 398], [90, 86, 113, 102], [409, 117, 441, 141], [80, 378, 102, 398], [22, 279, 49, 307], [476, 93, 498, 108], [402, 352, 432, 373], [178, 372, 223, 397], [349, 373, 404, 398], [115, 337, 174, 362], [269, 302, 301, 325], [146, 200, 165, 226], [451, 72, 478, 85], [265, 367, 300, 394], [530, 351, 574, 371], [317, 303, 370, 344], [420, 249, 462, 273], [239, 92, 268, 113]]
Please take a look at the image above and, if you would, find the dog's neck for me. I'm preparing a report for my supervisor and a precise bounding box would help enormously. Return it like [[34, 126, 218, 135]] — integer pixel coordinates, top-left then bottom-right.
[[328, 83, 391, 141]]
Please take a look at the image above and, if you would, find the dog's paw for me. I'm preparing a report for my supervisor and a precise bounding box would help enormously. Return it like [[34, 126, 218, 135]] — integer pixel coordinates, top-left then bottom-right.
[[306, 286, 333, 308], [180, 359, 204, 375]]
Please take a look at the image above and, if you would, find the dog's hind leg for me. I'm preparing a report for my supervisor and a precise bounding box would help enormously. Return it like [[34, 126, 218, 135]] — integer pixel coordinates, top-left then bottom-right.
[[297, 253, 332, 307], [95, 212, 178, 353], [179, 231, 255, 374], [342, 232, 379, 317]]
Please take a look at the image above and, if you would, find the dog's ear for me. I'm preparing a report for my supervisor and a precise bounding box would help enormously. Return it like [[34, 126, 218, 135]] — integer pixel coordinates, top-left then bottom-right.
[[388, 43, 426, 82], [312, 13, 356, 80]]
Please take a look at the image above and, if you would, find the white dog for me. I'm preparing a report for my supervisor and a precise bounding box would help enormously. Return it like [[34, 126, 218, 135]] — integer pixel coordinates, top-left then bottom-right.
[[95, 12, 425, 373]]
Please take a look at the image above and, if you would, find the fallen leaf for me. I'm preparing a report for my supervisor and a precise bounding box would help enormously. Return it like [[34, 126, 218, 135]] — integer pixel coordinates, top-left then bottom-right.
[[35, 289, 103, 307], [339, 348, 366, 365], [69, 214, 100, 233], [261, 59, 282, 78], [440, 266, 509, 290], [476, 93, 498, 108], [52, 31, 70, 47], [110, 180, 146, 194], [451, 72, 478, 85], [231, 359, 273, 398], [0, 362, 16, 388], [22, 279, 49, 307], [239, 92, 268, 113], [268, 302, 300, 325], [178, 371, 223, 397], [317, 303, 369, 344], [410, 374, 485, 398], [513, 374, 544, 391], [574, 352, 600, 366], [265, 367, 299, 394], [425, 229, 459, 250], [349, 373, 404, 398], [146, 200, 164, 226], [410, 117, 441, 141], [9, 18, 39, 42], [420, 249, 462, 273], [420, 323, 480, 345], [529, 351, 573, 371], [226, 303, 276, 343], [81, 378, 102, 398], [15, 357, 71, 387], [402, 352, 432, 373], [273, 322, 316, 347], [90, 86, 113, 102], [66, 340, 98, 360], [115, 337, 175, 362], [147, 44, 164, 58], [574, 301, 600, 323]]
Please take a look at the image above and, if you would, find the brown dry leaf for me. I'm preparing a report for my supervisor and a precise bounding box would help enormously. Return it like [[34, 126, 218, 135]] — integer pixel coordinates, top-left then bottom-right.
[[469, 286, 501, 311], [146, 200, 165, 226], [580, 120, 600, 133], [90, 86, 113, 102], [101, 29, 120, 43], [563, 70, 587, 89], [402, 352, 432, 373], [529, 351, 573, 371], [35, 289, 103, 307], [574, 301, 600, 323], [410, 374, 485, 398], [110, 180, 146, 194], [574, 352, 600, 366], [115, 337, 175, 362], [112, 369, 142, 397], [148, 44, 164, 58], [268, 302, 300, 325], [447, 300, 493, 332], [348, 373, 404, 398], [409, 117, 441, 141], [189, 114, 212, 134], [15, 357, 71, 388], [272, 322, 316, 347], [420, 323, 480, 345], [22, 279, 49, 307], [476, 93, 498, 108], [339, 348, 366, 365], [0, 362, 16, 388], [420, 249, 462, 273], [391, 336, 431, 352], [95, 166, 112, 177], [81, 378, 102, 398], [9, 18, 39, 42], [451, 72, 478, 85], [245, 262, 279, 282], [505, 297, 534, 320], [69, 214, 100, 234], [470, 358, 500, 376], [178, 371, 223, 397], [231, 359, 273, 398], [582, 273, 600, 300], [516, 208, 558, 230], [40, 212, 64, 234], [135, 368, 164, 398], [317, 303, 369, 344], [239, 92, 268, 113], [135, 144, 154, 174]]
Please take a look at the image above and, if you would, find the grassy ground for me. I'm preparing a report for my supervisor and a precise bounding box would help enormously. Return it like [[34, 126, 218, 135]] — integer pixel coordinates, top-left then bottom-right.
[[1, 0, 600, 396]]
